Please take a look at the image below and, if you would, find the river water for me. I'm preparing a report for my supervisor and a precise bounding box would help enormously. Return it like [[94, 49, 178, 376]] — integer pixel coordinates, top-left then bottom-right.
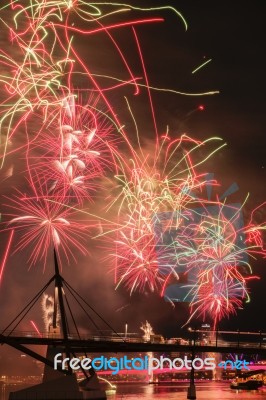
[[109, 382, 266, 399], [2, 381, 266, 399]]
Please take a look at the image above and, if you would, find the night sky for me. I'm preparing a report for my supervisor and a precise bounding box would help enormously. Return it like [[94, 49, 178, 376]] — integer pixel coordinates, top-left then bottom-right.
[[0, 1, 265, 362]]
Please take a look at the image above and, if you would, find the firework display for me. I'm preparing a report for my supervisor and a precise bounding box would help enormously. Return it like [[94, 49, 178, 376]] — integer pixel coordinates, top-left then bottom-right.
[[140, 320, 154, 342], [0, 1, 265, 329], [42, 293, 60, 332]]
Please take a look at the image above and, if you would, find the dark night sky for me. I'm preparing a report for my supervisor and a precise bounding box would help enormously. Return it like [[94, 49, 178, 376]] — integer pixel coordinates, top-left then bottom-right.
[[118, 1, 266, 333], [170, 1, 266, 332], [0, 1, 265, 357]]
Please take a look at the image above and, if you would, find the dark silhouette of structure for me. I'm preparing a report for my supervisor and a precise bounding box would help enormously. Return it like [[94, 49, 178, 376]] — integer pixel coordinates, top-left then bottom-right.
[[1, 249, 107, 400], [0, 250, 265, 399]]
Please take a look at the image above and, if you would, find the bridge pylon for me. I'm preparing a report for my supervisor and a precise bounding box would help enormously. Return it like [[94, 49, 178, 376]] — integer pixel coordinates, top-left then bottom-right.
[[3, 248, 107, 400]]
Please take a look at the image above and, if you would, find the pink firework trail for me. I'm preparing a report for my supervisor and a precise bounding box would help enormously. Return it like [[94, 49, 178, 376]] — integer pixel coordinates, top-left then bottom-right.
[[0, 229, 14, 284], [107, 135, 224, 296], [26, 95, 118, 204], [4, 188, 89, 268], [0, 0, 264, 331], [30, 320, 42, 338]]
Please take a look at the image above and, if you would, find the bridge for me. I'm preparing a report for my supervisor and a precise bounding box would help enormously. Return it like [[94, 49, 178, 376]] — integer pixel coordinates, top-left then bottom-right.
[[1, 329, 266, 357], [1, 250, 265, 399]]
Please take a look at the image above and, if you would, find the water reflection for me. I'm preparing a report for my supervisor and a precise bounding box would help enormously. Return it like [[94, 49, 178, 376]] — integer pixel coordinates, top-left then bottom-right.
[[1, 382, 266, 400], [111, 382, 266, 399]]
